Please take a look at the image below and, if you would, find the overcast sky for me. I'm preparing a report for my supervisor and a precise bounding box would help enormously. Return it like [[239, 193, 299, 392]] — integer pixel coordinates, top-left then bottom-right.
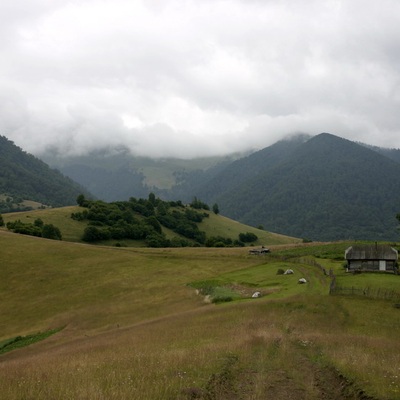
[[1, 0, 400, 158]]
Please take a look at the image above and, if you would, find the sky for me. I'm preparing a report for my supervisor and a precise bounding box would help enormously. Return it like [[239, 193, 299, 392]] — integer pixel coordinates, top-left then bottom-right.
[[1, 0, 400, 159]]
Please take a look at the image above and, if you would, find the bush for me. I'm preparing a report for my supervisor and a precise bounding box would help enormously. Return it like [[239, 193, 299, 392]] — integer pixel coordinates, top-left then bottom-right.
[[71, 210, 88, 221], [212, 296, 233, 304], [34, 218, 44, 228], [238, 232, 258, 243], [206, 236, 233, 247], [277, 269, 285, 275], [185, 208, 205, 222], [42, 224, 62, 240], [82, 226, 111, 242], [6, 220, 62, 240], [145, 233, 170, 248], [190, 197, 210, 210], [7, 220, 42, 237], [145, 216, 162, 234]]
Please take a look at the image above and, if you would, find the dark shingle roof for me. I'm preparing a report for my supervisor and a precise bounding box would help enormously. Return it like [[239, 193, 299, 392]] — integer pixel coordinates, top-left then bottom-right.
[[345, 245, 398, 260]]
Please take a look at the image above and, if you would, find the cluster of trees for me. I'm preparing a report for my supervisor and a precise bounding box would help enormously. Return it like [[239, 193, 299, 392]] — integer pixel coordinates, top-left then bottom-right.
[[238, 232, 258, 242], [73, 194, 256, 248], [0, 196, 34, 213], [205, 236, 243, 247], [72, 194, 209, 247], [6, 218, 62, 240]]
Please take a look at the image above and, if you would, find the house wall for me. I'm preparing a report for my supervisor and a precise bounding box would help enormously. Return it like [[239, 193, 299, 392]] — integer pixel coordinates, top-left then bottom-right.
[[348, 260, 396, 271]]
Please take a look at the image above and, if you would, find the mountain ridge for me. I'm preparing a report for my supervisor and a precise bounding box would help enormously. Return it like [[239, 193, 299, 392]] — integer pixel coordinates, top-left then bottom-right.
[[4, 132, 400, 241], [209, 133, 400, 240]]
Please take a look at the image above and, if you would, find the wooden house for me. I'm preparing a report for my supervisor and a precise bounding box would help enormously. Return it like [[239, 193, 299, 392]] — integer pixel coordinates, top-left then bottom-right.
[[344, 244, 398, 273]]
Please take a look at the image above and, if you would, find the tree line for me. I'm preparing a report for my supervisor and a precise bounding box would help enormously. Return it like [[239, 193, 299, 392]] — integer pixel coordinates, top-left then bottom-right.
[[0, 194, 258, 247]]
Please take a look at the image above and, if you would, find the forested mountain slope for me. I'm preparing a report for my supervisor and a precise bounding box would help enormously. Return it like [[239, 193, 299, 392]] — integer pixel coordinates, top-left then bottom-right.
[[7, 131, 400, 241], [43, 148, 240, 202], [170, 134, 310, 203], [0, 136, 91, 210], [210, 133, 400, 241]]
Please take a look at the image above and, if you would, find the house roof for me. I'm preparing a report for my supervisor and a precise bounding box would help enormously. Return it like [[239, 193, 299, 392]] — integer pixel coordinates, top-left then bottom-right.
[[345, 245, 398, 261]]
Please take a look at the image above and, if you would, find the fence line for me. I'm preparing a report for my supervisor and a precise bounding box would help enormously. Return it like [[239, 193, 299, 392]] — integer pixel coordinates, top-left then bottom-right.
[[297, 257, 330, 276], [274, 254, 400, 302], [302, 257, 400, 302], [330, 281, 400, 302]]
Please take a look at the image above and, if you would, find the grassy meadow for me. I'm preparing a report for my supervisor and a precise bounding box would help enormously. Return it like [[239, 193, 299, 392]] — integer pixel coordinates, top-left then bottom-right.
[[1, 227, 400, 399]]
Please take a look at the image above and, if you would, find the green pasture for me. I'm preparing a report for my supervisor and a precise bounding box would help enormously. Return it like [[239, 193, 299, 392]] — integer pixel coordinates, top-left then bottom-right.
[[2, 206, 86, 242], [189, 258, 331, 304], [2, 233, 400, 399], [0, 231, 267, 339], [200, 211, 300, 245]]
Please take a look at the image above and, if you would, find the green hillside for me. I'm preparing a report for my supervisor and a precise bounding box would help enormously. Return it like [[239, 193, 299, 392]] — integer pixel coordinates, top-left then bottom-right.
[[0, 136, 92, 211], [1, 233, 400, 399], [1, 203, 300, 246], [202, 133, 400, 241]]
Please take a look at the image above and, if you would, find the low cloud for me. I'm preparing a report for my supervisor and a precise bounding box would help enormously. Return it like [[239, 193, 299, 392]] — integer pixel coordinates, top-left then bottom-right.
[[1, 0, 400, 158]]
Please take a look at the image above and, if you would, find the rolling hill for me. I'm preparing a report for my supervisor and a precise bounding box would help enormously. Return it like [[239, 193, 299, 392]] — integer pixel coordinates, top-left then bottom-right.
[[1, 203, 300, 247]]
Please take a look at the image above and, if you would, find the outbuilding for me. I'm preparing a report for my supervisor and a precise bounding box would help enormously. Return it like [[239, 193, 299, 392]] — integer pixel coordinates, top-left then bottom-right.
[[344, 244, 398, 273], [248, 247, 270, 255]]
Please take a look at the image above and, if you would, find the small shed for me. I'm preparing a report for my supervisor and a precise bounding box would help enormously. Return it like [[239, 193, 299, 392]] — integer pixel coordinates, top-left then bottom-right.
[[249, 247, 270, 255], [344, 244, 398, 273]]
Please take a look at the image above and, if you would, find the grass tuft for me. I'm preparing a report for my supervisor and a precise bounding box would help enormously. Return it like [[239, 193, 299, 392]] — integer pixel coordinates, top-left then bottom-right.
[[0, 327, 64, 355]]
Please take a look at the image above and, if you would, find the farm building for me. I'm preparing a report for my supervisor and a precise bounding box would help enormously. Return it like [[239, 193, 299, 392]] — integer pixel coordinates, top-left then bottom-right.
[[249, 247, 270, 255], [344, 244, 398, 273]]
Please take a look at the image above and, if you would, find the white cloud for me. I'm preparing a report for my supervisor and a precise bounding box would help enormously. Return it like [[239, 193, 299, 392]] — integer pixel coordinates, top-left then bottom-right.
[[1, 0, 400, 157]]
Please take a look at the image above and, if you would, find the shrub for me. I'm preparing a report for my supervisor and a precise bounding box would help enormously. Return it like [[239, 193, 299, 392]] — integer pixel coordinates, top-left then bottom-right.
[[190, 197, 210, 210], [277, 269, 285, 275], [145, 233, 170, 248], [185, 208, 205, 222], [238, 232, 258, 243], [206, 236, 233, 247], [212, 296, 233, 304], [82, 226, 111, 242], [42, 224, 62, 240], [71, 210, 88, 221]]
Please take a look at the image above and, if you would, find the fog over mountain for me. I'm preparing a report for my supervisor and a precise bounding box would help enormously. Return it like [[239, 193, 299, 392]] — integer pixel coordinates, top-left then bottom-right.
[[1, 1, 400, 158]]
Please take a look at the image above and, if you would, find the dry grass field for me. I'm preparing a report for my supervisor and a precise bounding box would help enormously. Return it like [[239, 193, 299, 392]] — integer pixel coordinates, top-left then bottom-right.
[[1, 230, 400, 399]]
